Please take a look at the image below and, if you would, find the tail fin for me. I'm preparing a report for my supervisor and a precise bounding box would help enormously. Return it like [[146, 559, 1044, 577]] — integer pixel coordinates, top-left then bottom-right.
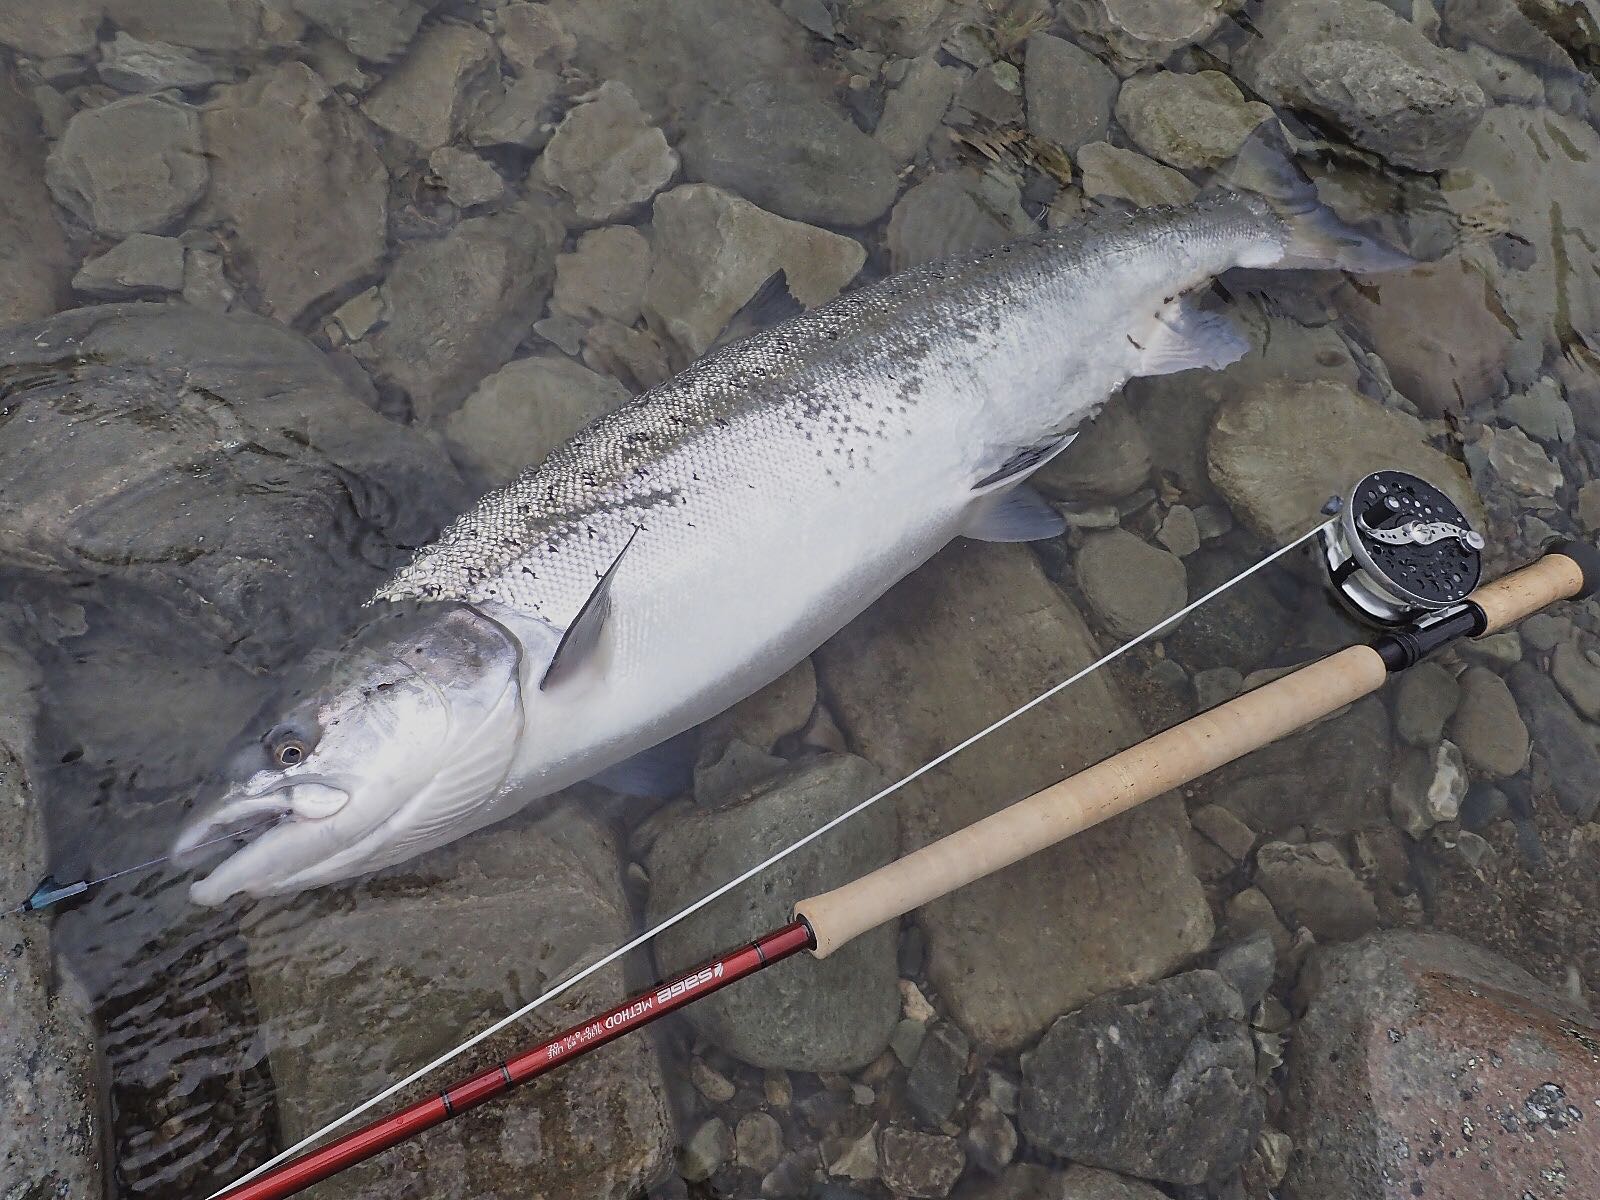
[[1221, 122, 1417, 274]]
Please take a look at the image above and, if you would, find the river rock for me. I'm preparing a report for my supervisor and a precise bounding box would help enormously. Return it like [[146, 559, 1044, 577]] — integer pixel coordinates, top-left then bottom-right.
[[469, 68, 559, 150], [1504, 663, 1600, 821], [496, 1, 576, 71], [295, 0, 435, 61], [244, 813, 672, 1200], [0, 0, 99, 57], [680, 81, 900, 227], [1392, 660, 1460, 746], [1192, 696, 1393, 835], [1034, 406, 1151, 501], [1254, 841, 1379, 940], [1114, 71, 1272, 170], [0, 63, 71, 324], [1389, 740, 1468, 838], [1023, 33, 1115, 154], [445, 354, 632, 485], [1477, 424, 1562, 497], [1206, 379, 1481, 544], [1283, 930, 1600, 1200], [72, 233, 185, 297], [1551, 633, 1600, 720], [961, 1164, 1169, 1199], [0, 305, 463, 674], [886, 170, 1037, 272], [103, 0, 303, 51], [952, 61, 1024, 127], [1074, 529, 1187, 640], [1499, 376, 1574, 443], [880, 1126, 967, 1198], [876, 55, 961, 164], [1448, 665, 1529, 778], [840, 0, 960, 56], [356, 202, 563, 423], [646, 754, 902, 1071], [552, 225, 650, 324], [907, 1021, 970, 1125], [540, 81, 678, 223], [361, 21, 499, 150], [1019, 969, 1261, 1186], [98, 32, 232, 92], [815, 542, 1213, 1050], [1439, 0, 1578, 72], [1076, 141, 1197, 209], [46, 94, 207, 235], [1333, 249, 1512, 416], [644, 183, 866, 356], [1445, 107, 1600, 366], [201, 62, 389, 325], [0, 649, 104, 1200], [1060, 0, 1235, 68], [1238, 0, 1486, 171]]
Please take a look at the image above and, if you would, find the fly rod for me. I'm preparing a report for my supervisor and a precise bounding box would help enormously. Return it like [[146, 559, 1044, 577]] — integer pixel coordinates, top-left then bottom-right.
[[211, 471, 1599, 1200]]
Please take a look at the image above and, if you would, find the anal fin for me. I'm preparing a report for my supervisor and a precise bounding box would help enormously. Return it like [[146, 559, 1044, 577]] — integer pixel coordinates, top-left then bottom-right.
[[1134, 297, 1250, 377]]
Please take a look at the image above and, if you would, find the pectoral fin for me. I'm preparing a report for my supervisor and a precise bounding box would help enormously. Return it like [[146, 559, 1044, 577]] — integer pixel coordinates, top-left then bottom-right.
[[962, 484, 1066, 542], [540, 528, 638, 691], [1134, 298, 1250, 377]]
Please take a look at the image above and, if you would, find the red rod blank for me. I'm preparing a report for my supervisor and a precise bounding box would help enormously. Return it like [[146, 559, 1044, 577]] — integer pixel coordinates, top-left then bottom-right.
[[215, 919, 816, 1200]]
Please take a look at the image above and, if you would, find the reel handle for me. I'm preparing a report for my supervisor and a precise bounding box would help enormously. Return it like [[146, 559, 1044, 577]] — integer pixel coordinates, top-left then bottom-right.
[[795, 542, 1600, 962]]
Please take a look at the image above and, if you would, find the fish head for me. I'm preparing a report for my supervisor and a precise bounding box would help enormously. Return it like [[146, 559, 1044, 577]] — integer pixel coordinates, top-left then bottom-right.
[[175, 601, 525, 904]]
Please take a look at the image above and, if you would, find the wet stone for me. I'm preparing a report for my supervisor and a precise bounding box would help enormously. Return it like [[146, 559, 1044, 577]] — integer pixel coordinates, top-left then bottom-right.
[[1215, 932, 1276, 1011], [1023, 33, 1115, 154], [98, 32, 232, 92], [201, 62, 389, 325], [1505, 663, 1600, 821], [428, 146, 504, 209], [540, 81, 679, 223], [1392, 659, 1460, 747], [1499, 376, 1574, 443], [1221, 888, 1293, 958], [886, 169, 1036, 273], [1238, 0, 1486, 171], [892, 1018, 928, 1066], [361, 22, 499, 150], [1074, 529, 1187, 641], [1254, 841, 1379, 941], [1477, 424, 1563, 496], [907, 1021, 970, 1125], [496, 1, 575, 72], [1284, 930, 1600, 1200], [1551, 633, 1600, 720], [645, 183, 865, 356], [737, 1112, 784, 1174], [72, 232, 185, 298], [681, 1117, 735, 1183], [1156, 504, 1200, 556], [1448, 666, 1529, 778], [1113, 70, 1272, 171], [647, 755, 902, 1071], [1193, 665, 1243, 710], [1019, 969, 1261, 1186], [1191, 803, 1257, 864], [469, 68, 560, 150], [553, 225, 651, 324], [103, 0, 303, 52], [0, 0, 99, 57], [875, 55, 961, 164], [46, 94, 207, 235], [691, 1056, 737, 1104], [680, 81, 900, 227], [879, 1126, 967, 1198], [1389, 740, 1468, 838], [293, 0, 436, 63], [0, 64, 71, 323], [964, 1097, 1018, 1175], [445, 354, 631, 486], [1076, 141, 1197, 208], [951, 61, 1023, 126]]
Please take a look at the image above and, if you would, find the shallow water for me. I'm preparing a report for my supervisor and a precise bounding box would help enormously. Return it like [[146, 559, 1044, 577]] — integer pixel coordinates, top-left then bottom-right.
[[1, 1, 1599, 1198]]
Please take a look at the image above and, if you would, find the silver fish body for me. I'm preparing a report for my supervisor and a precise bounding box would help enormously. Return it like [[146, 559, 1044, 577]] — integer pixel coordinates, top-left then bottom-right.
[[178, 176, 1404, 901]]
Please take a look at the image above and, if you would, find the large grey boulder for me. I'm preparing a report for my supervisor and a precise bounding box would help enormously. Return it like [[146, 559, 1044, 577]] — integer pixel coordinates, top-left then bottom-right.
[[646, 754, 902, 1071], [815, 541, 1213, 1050], [200, 62, 389, 326], [1238, 0, 1486, 171], [245, 813, 673, 1199], [1019, 970, 1262, 1186]]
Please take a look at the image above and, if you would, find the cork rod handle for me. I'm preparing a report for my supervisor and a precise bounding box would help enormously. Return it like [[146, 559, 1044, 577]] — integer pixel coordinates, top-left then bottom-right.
[[795, 548, 1595, 960]]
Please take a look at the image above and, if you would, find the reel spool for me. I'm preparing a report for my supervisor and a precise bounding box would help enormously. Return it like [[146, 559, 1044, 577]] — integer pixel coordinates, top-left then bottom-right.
[[1320, 470, 1484, 626]]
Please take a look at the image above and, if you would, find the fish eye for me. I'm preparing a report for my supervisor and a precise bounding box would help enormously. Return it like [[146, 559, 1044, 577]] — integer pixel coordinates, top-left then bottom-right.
[[270, 735, 308, 769]]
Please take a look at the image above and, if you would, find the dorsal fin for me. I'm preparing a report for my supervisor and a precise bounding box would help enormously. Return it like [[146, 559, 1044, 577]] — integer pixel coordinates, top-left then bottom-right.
[[539, 527, 639, 691], [709, 270, 806, 352]]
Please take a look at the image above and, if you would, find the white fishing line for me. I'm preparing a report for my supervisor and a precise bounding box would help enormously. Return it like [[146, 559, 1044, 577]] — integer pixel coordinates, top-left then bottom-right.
[[213, 516, 1335, 1198]]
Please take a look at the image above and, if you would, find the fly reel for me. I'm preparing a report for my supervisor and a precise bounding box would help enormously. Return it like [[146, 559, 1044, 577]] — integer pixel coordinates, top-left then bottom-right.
[[1319, 470, 1484, 627]]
